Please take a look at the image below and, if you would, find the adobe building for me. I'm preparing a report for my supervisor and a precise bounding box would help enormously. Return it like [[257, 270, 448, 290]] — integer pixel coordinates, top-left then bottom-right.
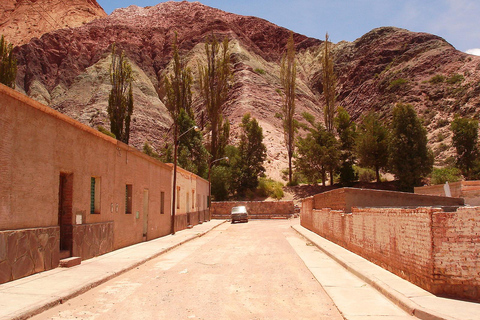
[[0, 84, 209, 284], [301, 188, 480, 302], [415, 181, 480, 206]]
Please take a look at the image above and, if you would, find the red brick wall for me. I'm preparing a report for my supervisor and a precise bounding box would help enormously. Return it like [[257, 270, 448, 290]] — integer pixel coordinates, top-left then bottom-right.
[[211, 201, 294, 219], [301, 202, 480, 301]]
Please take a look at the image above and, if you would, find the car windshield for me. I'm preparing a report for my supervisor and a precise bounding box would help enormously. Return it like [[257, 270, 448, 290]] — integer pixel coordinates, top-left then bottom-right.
[[231, 206, 246, 214]]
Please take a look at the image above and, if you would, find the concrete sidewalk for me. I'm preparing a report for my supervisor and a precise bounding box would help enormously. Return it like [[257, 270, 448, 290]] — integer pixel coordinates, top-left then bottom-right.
[[292, 224, 480, 320], [0, 220, 226, 320]]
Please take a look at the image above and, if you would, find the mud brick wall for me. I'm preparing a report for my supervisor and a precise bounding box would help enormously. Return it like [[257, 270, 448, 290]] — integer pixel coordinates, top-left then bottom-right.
[[432, 207, 480, 299], [0, 227, 59, 284], [211, 201, 294, 219], [415, 181, 480, 206], [72, 222, 114, 260], [313, 188, 464, 213], [301, 200, 480, 302]]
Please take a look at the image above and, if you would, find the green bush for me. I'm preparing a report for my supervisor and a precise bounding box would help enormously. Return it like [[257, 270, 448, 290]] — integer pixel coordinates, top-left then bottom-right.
[[446, 73, 464, 85], [98, 126, 116, 138], [254, 68, 266, 75], [257, 178, 284, 199], [355, 167, 376, 183], [388, 78, 408, 92], [429, 74, 445, 84], [431, 167, 461, 185]]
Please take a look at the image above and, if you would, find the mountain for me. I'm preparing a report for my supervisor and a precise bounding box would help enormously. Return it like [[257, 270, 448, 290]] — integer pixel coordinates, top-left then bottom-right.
[[0, 0, 107, 46], [7, 1, 480, 181]]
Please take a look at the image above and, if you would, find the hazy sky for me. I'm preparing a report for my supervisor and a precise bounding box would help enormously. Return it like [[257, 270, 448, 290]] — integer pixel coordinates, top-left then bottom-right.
[[97, 0, 480, 55]]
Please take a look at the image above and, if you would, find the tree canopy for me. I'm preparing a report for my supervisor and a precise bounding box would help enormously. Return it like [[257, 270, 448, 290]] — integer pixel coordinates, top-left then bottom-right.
[[389, 103, 433, 191], [0, 35, 17, 88]]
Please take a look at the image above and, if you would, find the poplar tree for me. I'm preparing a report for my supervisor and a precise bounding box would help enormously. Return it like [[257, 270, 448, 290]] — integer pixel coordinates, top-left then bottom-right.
[[108, 44, 134, 144], [0, 35, 17, 88], [198, 34, 232, 161], [280, 31, 297, 185], [322, 33, 336, 133]]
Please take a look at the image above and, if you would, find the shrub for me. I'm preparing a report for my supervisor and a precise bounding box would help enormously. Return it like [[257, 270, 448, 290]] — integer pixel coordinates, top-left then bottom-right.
[[98, 125, 116, 138], [387, 78, 408, 92], [254, 68, 266, 75], [431, 167, 461, 185], [429, 74, 445, 84], [446, 73, 464, 85], [355, 167, 376, 183], [257, 177, 284, 199]]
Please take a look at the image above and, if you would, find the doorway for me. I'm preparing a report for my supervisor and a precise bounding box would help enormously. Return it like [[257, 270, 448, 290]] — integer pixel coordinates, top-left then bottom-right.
[[58, 173, 73, 258]]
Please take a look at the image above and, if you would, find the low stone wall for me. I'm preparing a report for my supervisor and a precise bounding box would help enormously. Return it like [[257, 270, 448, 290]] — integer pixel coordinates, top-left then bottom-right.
[[211, 201, 294, 219], [0, 227, 59, 284], [301, 197, 480, 302], [72, 222, 114, 260]]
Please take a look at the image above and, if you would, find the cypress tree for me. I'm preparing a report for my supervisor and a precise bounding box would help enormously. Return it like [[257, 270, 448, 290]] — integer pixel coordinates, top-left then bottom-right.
[[280, 31, 297, 185], [0, 35, 17, 88]]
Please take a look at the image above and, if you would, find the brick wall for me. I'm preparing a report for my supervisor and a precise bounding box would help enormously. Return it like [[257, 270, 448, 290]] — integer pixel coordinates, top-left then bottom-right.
[[314, 188, 464, 213], [301, 198, 480, 301], [211, 201, 294, 219]]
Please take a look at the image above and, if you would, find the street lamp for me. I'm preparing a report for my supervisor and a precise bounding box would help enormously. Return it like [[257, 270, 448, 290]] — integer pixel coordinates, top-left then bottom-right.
[[207, 156, 229, 221], [171, 125, 199, 235]]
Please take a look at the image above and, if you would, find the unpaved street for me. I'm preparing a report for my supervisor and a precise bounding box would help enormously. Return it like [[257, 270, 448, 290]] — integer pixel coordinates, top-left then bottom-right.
[[32, 220, 343, 319]]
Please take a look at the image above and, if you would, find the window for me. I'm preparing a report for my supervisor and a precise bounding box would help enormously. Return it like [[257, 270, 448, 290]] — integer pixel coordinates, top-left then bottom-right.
[[90, 177, 101, 214], [160, 191, 165, 214], [125, 184, 133, 214], [177, 186, 180, 210], [186, 192, 190, 213]]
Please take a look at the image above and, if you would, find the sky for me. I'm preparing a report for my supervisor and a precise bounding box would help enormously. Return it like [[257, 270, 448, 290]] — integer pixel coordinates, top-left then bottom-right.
[[97, 0, 480, 55]]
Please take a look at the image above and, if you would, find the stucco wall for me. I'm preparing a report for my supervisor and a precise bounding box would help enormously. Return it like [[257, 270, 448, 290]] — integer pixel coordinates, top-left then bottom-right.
[[301, 196, 480, 301], [211, 201, 294, 219], [0, 84, 209, 283]]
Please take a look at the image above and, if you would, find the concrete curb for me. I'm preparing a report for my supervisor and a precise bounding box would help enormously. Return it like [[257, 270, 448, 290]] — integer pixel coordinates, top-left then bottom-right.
[[291, 225, 455, 320], [7, 220, 227, 320]]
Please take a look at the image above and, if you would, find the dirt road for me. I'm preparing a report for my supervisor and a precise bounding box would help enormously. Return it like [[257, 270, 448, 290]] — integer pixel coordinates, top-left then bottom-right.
[[32, 220, 343, 319]]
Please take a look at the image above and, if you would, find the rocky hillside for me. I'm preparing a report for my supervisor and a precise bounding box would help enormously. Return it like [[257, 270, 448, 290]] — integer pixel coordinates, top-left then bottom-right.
[[7, 1, 480, 180], [0, 0, 106, 46]]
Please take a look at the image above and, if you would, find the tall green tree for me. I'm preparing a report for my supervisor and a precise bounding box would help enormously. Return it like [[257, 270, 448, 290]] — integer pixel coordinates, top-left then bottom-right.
[[335, 106, 357, 185], [198, 34, 232, 161], [164, 33, 193, 120], [451, 116, 480, 180], [108, 44, 134, 144], [322, 33, 336, 133], [356, 112, 390, 182], [280, 31, 297, 185], [295, 114, 338, 186], [233, 113, 267, 196], [390, 103, 433, 191], [0, 35, 17, 88]]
